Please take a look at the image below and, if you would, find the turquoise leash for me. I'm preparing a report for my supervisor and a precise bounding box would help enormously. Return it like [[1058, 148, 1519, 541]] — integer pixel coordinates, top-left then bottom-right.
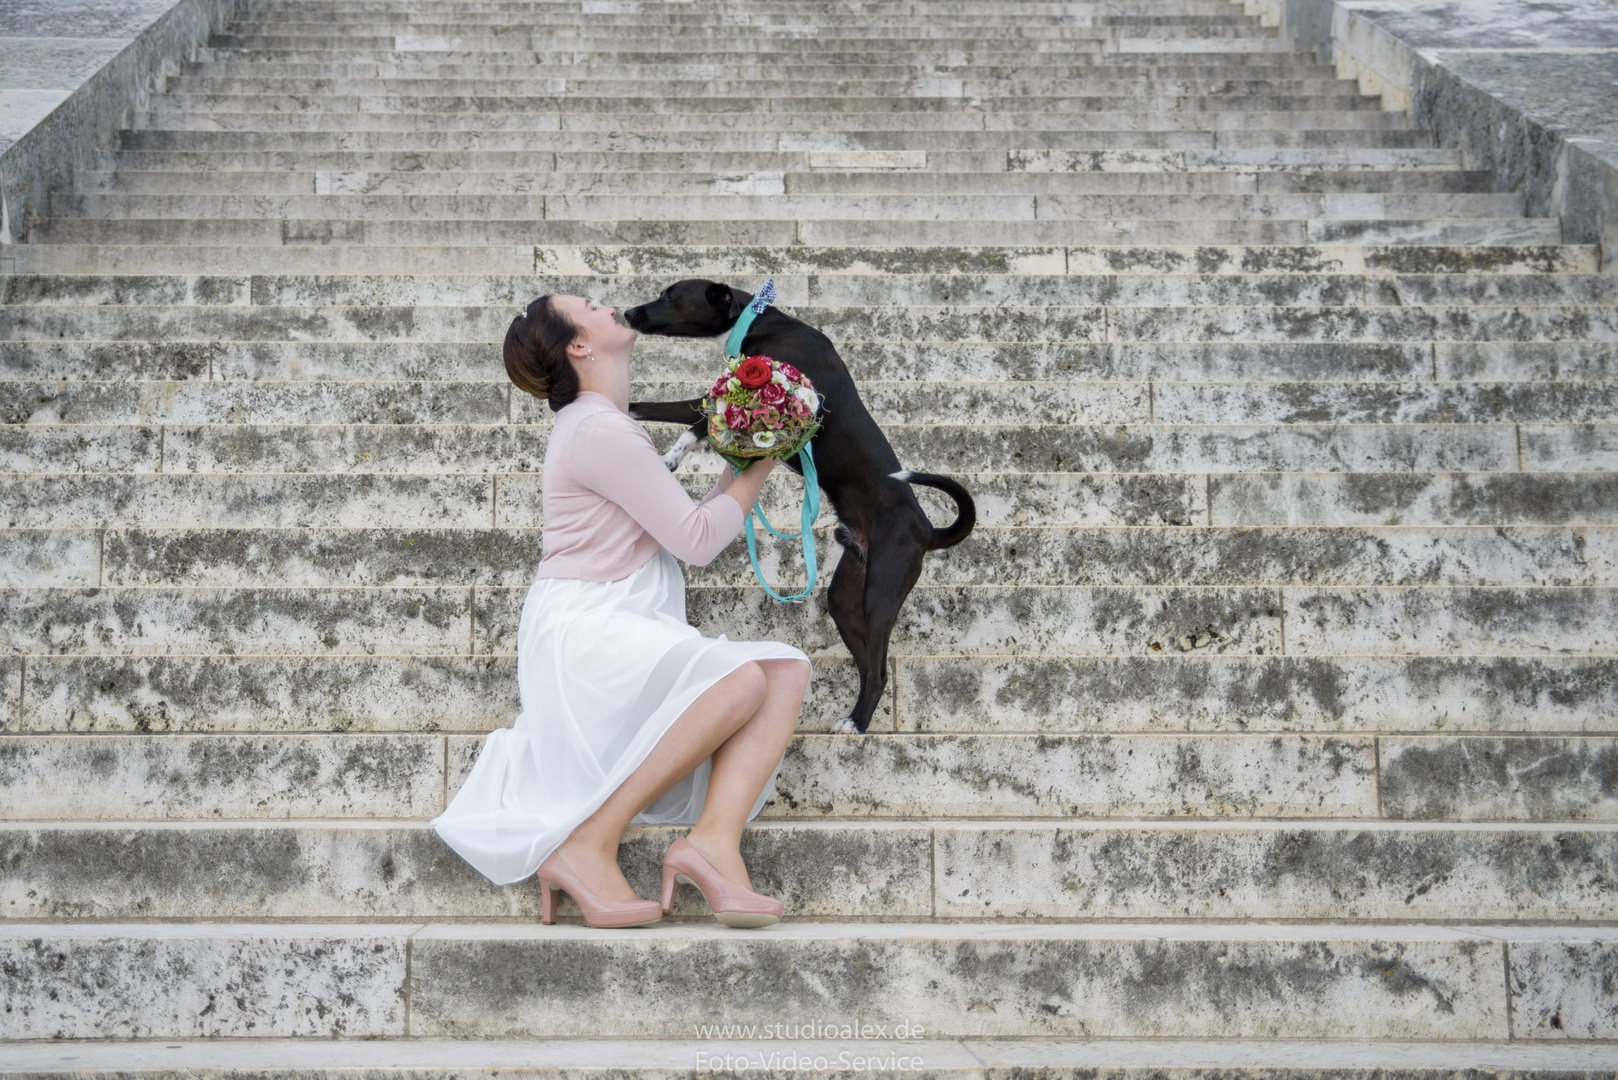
[[725, 277, 822, 603]]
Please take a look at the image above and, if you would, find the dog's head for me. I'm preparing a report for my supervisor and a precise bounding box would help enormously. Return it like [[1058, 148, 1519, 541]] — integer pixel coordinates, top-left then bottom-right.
[[623, 279, 755, 338]]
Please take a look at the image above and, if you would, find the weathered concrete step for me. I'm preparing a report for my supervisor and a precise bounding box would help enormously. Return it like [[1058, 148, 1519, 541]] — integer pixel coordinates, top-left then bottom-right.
[[5, 1038, 1617, 1078], [12, 303, 1612, 347], [6, 730, 1618, 822], [228, 16, 1259, 30], [99, 147, 1468, 174], [81, 169, 1493, 198], [112, 125, 1435, 152], [0, 422, 1552, 475], [14, 653, 1616, 735], [39, 216, 1547, 247], [8, 242, 1595, 277], [133, 109, 1409, 133], [7, 378, 1618, 427], [206, 31, 1296, 50], [3, 582, 1617, 658], [5, 820, 1616, 922], [2, 921, 1609, 1040], [16, 272, 1617, 310], [6, 339, 1594, 385], [185, 58, 1347, 81], [165, 75, 1371, 98], [149, 92, 1379, 116], [37, 525, 1614, 589]]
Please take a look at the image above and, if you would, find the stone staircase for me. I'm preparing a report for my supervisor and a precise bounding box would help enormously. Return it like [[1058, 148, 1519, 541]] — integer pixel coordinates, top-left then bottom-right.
[[3, 0, 1618, 1071]]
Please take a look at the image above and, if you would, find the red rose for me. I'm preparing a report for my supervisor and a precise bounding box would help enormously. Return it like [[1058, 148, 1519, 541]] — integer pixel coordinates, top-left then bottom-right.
[[735, 356, 772, 390], [779, 363, 802, 383], [724, 403, 750, 431], [758, 382, 787, 406]]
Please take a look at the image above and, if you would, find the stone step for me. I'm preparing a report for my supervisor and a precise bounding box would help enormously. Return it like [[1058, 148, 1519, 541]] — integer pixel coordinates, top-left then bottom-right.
[[2, 921, 1610, 1040], [97, 147, 1469, 174], [205, 31, 1296, 50], [8, 339, 1603, 384], [79, 169, 1494, 198], [11, 303, 1612, 347], [112, 126, 1437, 152], [5, 730, 1617, 821], [5, 820, 1617, 921], [6, 244, 1592, 279], [14, 271, 1617, 309], [9, 523, 1616, 589], [13, 652, 1616, 735], [42, 216, 1550, 247], [5, 468, 1617, 531], [0, 421, 1567, 474], [241, 0, 1254, 11], [133, 110, 1408, 133], [184, 58, 1348, 80], [5, 1038, 1617, 1078], [223, 16, 1259, 30], [149, 92, 1381, 116], [2, 581, 1615, 658], [165, 75, 1372, 98], [6, 378, 1618, 426]]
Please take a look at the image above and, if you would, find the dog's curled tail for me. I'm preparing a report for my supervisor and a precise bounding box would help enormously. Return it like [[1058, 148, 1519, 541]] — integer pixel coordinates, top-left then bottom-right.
[[890, 470, 977, 551]]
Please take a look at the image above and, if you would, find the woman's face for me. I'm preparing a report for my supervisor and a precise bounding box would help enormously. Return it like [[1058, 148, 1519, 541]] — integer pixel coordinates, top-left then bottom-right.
[[553, 294, 636, 355]]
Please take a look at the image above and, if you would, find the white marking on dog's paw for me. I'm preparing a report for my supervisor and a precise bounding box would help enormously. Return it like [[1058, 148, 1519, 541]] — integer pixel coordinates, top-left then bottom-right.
[[661, 430, 699, 471], [830, 717, 861, 735]]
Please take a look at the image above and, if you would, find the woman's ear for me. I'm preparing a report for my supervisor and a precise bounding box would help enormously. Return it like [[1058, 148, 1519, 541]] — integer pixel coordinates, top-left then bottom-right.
[[566, 337, 593, 362]]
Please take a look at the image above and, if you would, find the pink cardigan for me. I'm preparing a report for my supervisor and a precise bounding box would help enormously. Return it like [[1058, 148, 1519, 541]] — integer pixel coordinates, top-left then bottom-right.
[[535, 391, 746, 581]]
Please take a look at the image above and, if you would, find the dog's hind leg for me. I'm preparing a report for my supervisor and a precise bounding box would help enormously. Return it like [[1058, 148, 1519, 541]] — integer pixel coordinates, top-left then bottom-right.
[[841, 533, 928, 734], [825, 544, 870, 735]]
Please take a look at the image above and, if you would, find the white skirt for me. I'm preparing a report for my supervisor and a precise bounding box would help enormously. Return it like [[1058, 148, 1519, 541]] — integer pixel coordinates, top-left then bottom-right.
[[432, 546, 811, 886]]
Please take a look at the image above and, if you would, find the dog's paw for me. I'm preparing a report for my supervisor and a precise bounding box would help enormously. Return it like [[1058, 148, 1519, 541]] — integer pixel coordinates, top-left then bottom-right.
[[660, 430, 699, 471], [830, 717, 862, 735]]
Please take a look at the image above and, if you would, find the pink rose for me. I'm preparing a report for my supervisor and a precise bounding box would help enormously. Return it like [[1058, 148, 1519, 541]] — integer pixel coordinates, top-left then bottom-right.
[[758, 382, 787, 406], [779, 363, 802, 383], [724, 403, 750, 431], [710, 374, 732, 398]]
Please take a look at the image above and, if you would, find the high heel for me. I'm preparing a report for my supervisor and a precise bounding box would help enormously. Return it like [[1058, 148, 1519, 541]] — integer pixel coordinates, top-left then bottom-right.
[[535, 848, 662, 928], [660, 835, 783, 929]]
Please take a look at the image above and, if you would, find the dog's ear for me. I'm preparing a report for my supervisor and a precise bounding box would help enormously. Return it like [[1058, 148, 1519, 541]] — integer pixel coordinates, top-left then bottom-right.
[[705, 282, 743, 320]]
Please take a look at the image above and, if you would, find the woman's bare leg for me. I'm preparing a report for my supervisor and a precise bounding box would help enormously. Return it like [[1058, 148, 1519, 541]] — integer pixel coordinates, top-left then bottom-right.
[[682, 658, 811, 889], [551, 660, 767, 900]]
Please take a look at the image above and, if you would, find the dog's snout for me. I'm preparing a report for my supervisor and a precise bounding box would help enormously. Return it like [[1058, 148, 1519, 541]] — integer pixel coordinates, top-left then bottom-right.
[[622, 305, 645, 329]]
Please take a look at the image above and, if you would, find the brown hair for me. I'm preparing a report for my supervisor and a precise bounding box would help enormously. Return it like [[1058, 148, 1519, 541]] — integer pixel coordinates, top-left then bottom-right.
[[504, 295, 581, 412]]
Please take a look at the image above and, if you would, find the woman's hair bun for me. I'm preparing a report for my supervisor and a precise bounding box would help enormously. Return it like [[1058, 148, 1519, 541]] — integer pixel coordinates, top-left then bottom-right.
[[504, 295, 581, 413]]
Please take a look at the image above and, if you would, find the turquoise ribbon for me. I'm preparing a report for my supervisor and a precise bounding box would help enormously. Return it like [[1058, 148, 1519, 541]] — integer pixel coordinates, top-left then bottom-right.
[[724, 276, 820, 603]]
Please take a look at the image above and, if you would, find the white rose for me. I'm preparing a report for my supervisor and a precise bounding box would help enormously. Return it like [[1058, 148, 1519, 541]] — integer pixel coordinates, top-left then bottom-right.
[[794, 387, 820, 411], [751, 430, 779, 449], [771, 371, 787, 386]]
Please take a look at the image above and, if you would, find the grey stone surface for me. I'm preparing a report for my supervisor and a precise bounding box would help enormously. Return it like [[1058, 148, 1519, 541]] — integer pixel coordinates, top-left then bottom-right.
[[406, 924, 1508, 1039], [1511, 940, 1618, 1039], [1382, 736, 1618, 820], [0, 926, 409, 1039]]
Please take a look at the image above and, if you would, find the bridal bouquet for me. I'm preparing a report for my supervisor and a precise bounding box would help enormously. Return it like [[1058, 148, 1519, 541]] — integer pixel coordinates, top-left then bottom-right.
[[703, 354, 822, 471]]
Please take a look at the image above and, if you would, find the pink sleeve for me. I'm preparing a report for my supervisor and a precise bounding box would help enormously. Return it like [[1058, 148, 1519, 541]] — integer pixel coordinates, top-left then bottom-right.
[[570, 412, 747, 565]]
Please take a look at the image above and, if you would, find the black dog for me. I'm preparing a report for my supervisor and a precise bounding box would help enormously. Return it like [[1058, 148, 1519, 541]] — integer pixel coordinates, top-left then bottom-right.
[[622, 279, 975, 735]]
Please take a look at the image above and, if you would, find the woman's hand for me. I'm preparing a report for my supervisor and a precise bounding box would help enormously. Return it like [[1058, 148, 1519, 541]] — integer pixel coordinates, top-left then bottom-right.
[[723, 455, 778, 514]]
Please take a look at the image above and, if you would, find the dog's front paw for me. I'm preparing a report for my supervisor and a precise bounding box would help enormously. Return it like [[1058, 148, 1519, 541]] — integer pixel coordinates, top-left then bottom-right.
[[660, 430, 699, 471], [830, 717, 862, 735]]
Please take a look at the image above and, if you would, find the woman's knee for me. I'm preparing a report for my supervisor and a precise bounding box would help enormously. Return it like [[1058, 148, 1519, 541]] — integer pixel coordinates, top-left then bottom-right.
[[724, 660, 769, 715], [762, 658, 811, 701]]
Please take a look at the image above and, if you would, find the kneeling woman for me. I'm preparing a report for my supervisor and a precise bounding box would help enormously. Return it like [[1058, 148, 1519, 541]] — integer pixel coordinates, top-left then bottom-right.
[[432, 294, 811, 929]]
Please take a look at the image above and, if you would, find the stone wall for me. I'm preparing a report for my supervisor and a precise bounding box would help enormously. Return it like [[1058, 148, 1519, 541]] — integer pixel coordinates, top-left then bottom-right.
[[1236, 0, 1618, 267], [0, 0, 241, 243]]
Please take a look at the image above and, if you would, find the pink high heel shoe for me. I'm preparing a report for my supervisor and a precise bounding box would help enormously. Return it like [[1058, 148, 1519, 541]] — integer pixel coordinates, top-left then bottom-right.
[[660, 835, 784, 928], [536, 848, 662, 928]]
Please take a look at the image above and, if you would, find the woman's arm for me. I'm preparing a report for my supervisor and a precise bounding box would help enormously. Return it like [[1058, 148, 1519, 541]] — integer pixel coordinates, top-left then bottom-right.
[[571, 412, 774, 565]]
